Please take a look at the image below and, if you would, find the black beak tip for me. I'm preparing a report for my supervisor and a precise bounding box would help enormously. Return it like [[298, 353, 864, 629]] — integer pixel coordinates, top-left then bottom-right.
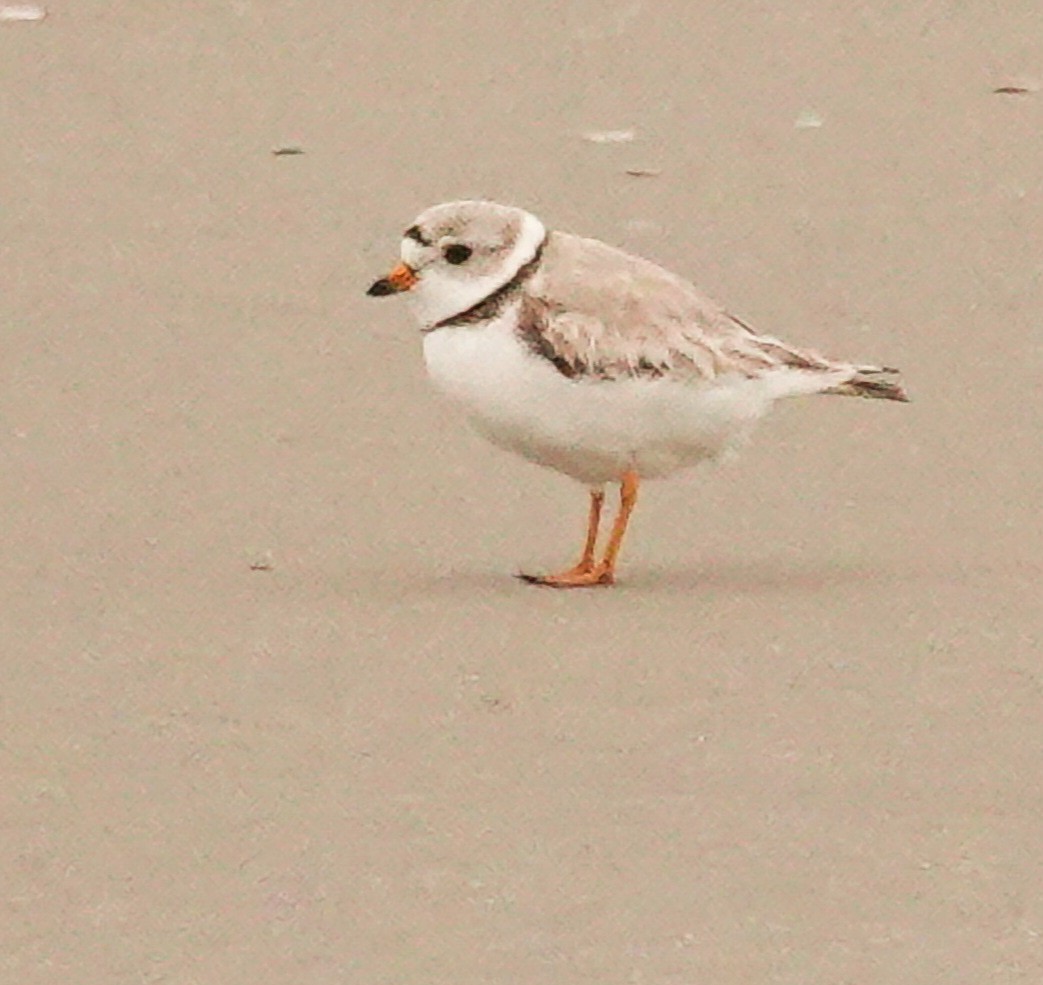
[[367, 278, 395, 297]]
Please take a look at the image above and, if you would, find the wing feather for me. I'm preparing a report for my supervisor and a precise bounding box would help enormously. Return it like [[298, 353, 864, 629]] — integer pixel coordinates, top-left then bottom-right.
[[521, 232, 847, 383]]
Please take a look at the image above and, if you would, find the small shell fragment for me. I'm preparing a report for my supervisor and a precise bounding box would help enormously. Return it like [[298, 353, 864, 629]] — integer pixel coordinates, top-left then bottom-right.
[[582, 129, 636, 144], [0, 5, 46, 20], [624, 168, 661, 177], [248, 551, 275, 571], [794, 110, 824, 129], [992, 74, 1039, 95]]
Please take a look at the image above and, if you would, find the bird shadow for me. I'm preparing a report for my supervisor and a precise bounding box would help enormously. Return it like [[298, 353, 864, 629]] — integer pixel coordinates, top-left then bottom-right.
[[320, 553, 938, 604], [362, 557, 918, 601], [619, 555, 917, 596]]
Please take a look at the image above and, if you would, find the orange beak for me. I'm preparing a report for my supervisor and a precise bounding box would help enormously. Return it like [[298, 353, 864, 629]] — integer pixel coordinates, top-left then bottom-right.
[[366, 262, 418, 296]]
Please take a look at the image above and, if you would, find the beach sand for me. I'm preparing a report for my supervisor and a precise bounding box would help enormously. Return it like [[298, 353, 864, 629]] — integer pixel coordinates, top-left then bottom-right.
[[3, 2, 1041, 982]]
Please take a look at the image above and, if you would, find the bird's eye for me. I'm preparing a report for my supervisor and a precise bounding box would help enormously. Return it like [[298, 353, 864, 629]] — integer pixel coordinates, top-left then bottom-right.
[[443, 244, 473, 265]]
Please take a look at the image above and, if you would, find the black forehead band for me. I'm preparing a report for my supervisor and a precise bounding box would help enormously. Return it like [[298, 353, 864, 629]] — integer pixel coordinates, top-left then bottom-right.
[[404, 225, 431, 246]]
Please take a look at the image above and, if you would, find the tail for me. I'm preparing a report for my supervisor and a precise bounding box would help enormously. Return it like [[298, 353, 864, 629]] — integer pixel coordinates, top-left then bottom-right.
[[825, 365, 909, 403]]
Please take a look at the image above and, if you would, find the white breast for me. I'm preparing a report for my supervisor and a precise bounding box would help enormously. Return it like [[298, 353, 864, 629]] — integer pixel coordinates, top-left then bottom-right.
[[422, 310, 775, 485]]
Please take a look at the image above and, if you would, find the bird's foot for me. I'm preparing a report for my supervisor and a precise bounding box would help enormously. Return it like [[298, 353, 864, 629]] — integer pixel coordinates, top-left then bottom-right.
[[517, 562, 614, 588]]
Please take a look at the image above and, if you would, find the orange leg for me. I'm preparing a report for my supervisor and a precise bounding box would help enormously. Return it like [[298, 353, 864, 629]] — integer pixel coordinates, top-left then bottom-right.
[[575, 487, 605, 574], [520, 471, 639, 588], [598, 469, 639, 578]]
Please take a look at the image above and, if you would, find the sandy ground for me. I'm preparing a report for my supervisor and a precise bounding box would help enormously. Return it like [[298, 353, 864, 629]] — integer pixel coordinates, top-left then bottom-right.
[[3, 2, 1042, 983]]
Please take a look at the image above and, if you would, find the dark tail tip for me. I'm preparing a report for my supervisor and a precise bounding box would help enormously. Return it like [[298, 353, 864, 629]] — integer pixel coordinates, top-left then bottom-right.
[[845, 375, 910, 402]]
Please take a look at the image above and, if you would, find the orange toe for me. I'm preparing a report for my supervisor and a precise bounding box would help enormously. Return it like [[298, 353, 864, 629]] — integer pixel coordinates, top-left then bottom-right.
[[517, 563, 615, 589]]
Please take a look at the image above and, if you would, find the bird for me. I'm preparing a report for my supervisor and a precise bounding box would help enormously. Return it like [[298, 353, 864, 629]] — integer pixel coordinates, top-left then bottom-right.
[[367, 200, 907, 588]]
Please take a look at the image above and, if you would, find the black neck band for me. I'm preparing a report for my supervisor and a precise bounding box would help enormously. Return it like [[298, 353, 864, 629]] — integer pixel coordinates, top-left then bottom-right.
[[426, 237, 547, 332]]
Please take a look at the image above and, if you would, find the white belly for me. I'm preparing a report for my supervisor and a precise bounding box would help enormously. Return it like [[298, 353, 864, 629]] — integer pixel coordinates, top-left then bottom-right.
[[421, 314, 773, 485]]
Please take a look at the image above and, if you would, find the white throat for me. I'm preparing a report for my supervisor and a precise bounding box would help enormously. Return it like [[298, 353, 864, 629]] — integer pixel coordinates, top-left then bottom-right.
[[406, 212, 546, 328]]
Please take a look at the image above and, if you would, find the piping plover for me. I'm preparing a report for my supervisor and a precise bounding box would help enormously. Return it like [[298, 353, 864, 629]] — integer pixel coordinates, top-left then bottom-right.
[[367, 200, 907, 588]]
